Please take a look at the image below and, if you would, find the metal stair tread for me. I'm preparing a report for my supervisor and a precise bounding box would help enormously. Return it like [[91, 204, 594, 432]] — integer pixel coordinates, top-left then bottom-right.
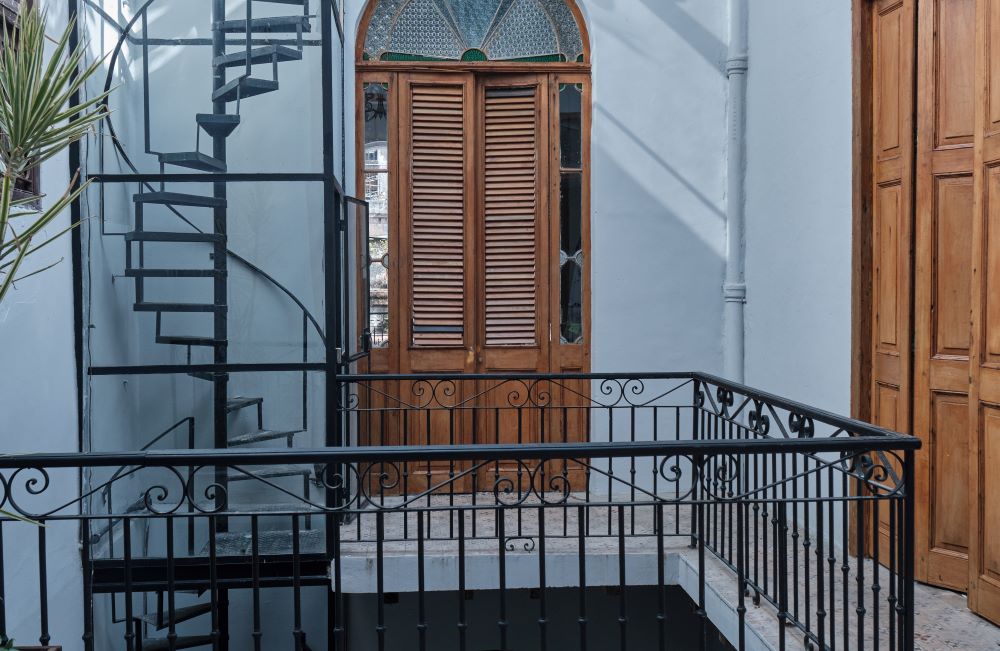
[[227, 464, 315, 482], [141, 602, 213, 630], [158, 151, 227, 172], [227, 428, 304, 446], [212, 77, 279, 103], [196, 113, 240, 138], [141, 634, 213, 651], [225, 396, 263, 413], [126, 268, 222, 278], [134, 302, 226, 313], [210, 528, 325, 556], [217, 16, 311, 33], [133, 192, 226, 208], [213, 44, 303, 69], [125, 231, 224, 243], [157, 335, 226, 347]]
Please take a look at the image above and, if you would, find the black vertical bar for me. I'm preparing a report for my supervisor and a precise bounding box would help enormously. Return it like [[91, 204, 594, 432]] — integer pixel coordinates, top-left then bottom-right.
[[656, 503, 665, 651], [332, 509, 344, 651], [167, 516, 177, 651], [902, 450, 915, 651], [251, 515, 262, 651], [696, 454, 706, 651], [498, 509, 508, 651], [577, 505, 587, 651], [293, 516, 304, 651], [417, 509, 427, 651], [736, 496, 746, 651], [777, 504, 788, 651], [458, 509, 467, 651], [617, 505, 627, 651], [37, 521, 49, 647], [376, 510, 385, 651], [81, 519, 95, 651], [872, 495, 881, 651], [856, 473, 866, 651], [816, 463, 825, 649], [0, 523, 5, 646], [124, 518, 135, 651], [209, 516, 220, 651], [538, 506, 548, 651]]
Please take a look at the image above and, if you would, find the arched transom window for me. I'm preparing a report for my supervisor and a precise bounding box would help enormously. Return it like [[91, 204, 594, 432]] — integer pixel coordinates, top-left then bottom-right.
[[361, 0, 586, 62]]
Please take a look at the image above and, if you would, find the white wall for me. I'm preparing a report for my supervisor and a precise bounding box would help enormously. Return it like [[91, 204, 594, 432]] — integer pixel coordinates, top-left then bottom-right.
[[0, 6, 84, 646], [345, 0, 730, 377], [744, 0, 853, 413]]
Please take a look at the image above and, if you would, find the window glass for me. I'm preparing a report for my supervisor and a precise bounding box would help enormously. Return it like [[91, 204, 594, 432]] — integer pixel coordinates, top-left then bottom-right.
[[363, 0, 584, 63], [364, 82, 390, 348], [559, 172, 583, 343], [559, 84, 581, 169]]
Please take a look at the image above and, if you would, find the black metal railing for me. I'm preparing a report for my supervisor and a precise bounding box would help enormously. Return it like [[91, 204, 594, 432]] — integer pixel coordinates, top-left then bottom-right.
[[0, 372, 918, 650]]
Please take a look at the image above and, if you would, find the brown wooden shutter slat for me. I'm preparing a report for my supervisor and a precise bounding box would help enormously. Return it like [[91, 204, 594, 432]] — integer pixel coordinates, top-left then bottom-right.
[[483, 86, 538, 347], [410, 84, 466, 346]]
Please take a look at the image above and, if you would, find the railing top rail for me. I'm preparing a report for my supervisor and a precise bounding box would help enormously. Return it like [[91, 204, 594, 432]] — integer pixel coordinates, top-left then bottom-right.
[[337, 371, 917, 442], [0, 435, 919, 469]]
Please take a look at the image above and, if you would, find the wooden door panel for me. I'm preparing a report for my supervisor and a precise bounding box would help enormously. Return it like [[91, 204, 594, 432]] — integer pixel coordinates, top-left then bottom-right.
[[872, 0, 915, 568], [970, 0, 1000, 623], [911, 0, 975, 590]]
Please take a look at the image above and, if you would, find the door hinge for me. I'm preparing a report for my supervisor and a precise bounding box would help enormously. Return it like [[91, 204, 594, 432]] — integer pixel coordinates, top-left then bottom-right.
[[548, 323, 552, 343]]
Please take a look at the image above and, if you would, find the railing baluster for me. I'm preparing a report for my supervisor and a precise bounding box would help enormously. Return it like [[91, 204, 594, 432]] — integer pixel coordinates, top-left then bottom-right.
[[538, 505, 547, 651], [209, 515, 220, 651], [458, 508, 467, 651], [124, 517, 135, 651], [37, 519, 49, 648], [498, 507, 508, 651], [251, 515, 262, 651], [376, 510, 385, 651], [417, 508, 427, 651], [166, 516, 177, 651], [617, 505, 627, 651], [577, 504, 587, 651], [656, 503, 665, 651], [293, 516, 305, 651]]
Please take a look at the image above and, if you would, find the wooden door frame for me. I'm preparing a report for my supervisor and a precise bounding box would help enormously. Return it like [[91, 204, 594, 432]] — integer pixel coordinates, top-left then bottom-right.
[[353, 68, 592, 377]]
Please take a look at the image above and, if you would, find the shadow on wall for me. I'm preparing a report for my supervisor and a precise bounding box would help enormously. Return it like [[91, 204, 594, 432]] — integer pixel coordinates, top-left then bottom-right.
[[583, 0, 726, 69]]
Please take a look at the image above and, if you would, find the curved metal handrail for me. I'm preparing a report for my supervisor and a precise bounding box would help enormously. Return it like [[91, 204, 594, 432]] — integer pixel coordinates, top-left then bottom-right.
[[96, 0, 327, 346]]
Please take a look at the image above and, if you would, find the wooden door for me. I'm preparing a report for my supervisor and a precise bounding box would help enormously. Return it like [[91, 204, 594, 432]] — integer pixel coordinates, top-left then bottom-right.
[[968, 0, 1000, 624], [395, 73, 477, 490], [475, 75, 551, 451], [912, 0, 976, 590], [870, 0, 917, 563]]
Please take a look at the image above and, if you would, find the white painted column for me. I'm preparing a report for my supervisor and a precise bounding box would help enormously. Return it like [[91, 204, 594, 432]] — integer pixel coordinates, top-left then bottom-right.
[[724, 0, 748, 382]]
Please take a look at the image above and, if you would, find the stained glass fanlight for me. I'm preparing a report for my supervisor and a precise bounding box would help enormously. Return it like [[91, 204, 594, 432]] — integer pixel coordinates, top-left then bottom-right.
[[362, 0, 586, 63]]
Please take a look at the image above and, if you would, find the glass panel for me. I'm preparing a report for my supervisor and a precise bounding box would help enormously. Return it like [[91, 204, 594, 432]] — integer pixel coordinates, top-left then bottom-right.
[[364, 0, 583, 62], [559, 84, 582, 169], [560, 258, 583, 344], [364, 83, 391, 348], [560, 172, 583, 344]]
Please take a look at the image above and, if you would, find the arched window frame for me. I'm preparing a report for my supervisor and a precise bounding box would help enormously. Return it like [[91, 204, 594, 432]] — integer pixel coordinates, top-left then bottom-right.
[[355, 0, 591, 68]]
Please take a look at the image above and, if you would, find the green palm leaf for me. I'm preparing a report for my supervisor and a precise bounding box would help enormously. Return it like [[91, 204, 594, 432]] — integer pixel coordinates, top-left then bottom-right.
[[0, 3, 112, 305]]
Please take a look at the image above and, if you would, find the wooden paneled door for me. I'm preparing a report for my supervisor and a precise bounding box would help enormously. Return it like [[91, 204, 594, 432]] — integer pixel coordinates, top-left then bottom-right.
[[869, 0, 917, 567], [862, 0, 1000, 621], [912, 0, 975, 591], [388, 72, 583, 451], [969, 0, 1000, 625]]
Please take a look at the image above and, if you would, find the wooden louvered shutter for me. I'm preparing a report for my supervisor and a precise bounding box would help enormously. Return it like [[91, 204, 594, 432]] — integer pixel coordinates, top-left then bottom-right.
[[408, 83, 467, 347], [483, 86, 539, 346]]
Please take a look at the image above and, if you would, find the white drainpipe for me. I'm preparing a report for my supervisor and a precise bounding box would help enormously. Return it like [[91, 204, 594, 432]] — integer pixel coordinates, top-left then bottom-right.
[[724, 0, 748, 382]]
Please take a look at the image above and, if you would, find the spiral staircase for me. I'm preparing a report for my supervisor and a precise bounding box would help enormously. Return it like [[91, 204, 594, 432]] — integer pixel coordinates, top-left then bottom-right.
[[96, 1, 330, 648]]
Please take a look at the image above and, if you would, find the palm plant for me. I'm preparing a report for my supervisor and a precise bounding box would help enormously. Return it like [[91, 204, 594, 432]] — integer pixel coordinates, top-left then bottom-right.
[[0, 3, 110, 305]]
